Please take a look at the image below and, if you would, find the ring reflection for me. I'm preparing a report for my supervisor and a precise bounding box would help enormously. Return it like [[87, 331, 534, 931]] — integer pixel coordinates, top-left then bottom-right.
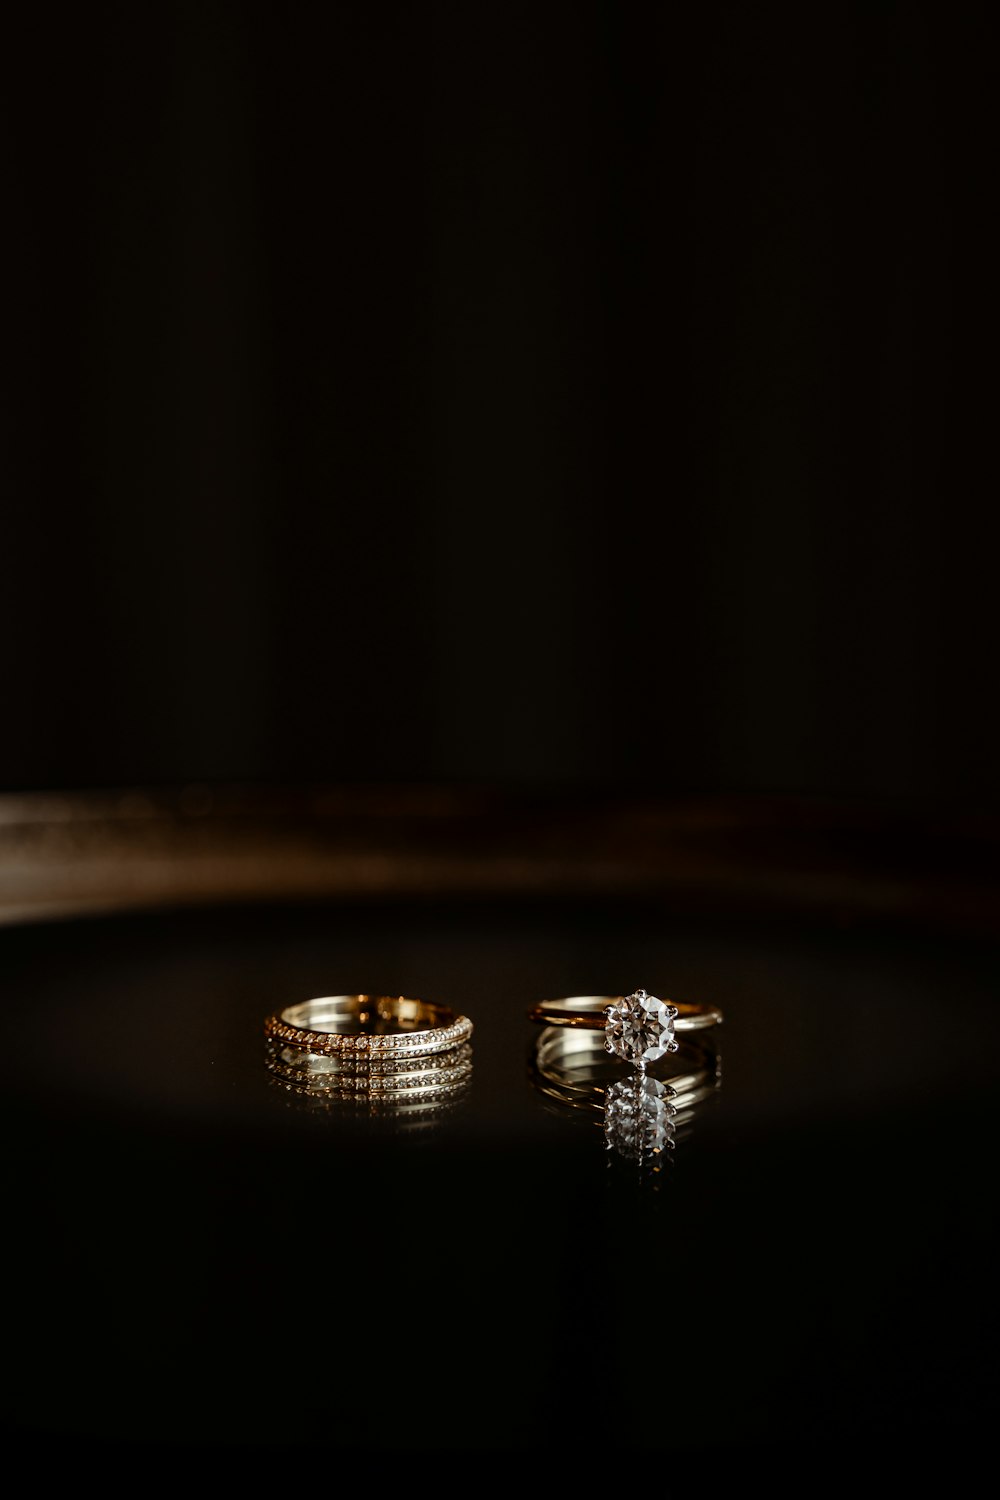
[[528, 1025, 722, 1176], [264, 1036, 474, 1134]]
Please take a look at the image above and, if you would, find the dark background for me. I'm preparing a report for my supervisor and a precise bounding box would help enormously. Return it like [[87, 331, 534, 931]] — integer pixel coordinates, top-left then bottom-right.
[[3, 1, 992, 804], [2, 4, 998, 1475]]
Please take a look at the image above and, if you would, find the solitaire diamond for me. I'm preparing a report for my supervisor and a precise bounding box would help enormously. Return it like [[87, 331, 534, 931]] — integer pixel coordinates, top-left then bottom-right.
[[604, 989, 679, 1066]]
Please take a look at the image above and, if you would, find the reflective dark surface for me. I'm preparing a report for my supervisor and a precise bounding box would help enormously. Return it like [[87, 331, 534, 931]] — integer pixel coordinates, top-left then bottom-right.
[[2, 890, 997, 1465]]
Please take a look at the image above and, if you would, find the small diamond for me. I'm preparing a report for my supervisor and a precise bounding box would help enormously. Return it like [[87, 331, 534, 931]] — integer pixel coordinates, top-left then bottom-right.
[[604, 989, 679, 1066]]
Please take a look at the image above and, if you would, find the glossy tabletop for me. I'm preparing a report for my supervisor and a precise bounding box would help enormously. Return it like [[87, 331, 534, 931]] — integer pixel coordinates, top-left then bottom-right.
[[2, 863, 997, 1465]]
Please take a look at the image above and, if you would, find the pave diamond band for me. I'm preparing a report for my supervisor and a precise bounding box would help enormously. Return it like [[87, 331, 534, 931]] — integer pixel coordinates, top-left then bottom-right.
[[526, 990, 722, 1068], [263, 995, 474, 1061]]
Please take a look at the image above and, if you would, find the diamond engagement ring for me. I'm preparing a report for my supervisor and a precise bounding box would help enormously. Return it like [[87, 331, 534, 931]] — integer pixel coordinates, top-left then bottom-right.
[[526, 989, 722, 1069]]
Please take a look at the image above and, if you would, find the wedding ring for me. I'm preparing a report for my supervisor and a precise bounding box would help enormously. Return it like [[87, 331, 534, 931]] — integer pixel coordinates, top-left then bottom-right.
[[526, 988, 722, 1067], [263, 994, 474, 1061]]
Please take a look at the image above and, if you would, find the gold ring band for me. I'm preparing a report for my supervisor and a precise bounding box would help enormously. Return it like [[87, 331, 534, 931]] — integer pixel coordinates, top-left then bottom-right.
[[263, 994, 474, 1061]]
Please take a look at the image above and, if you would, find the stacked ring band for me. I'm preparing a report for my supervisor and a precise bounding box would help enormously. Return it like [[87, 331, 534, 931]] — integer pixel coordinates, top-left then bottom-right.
[[263, 995, 474, 1119], [264, 995, 474, 1061]]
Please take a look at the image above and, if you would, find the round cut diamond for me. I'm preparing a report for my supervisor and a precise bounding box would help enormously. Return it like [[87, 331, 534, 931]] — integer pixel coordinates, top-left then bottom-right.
[[604, 989, 678, 1065]]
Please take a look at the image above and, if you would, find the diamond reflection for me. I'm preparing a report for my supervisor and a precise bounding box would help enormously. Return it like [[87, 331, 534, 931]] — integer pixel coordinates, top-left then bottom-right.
[[603, 1073, 677, 1162], [528, 1024, 721, 1176]]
